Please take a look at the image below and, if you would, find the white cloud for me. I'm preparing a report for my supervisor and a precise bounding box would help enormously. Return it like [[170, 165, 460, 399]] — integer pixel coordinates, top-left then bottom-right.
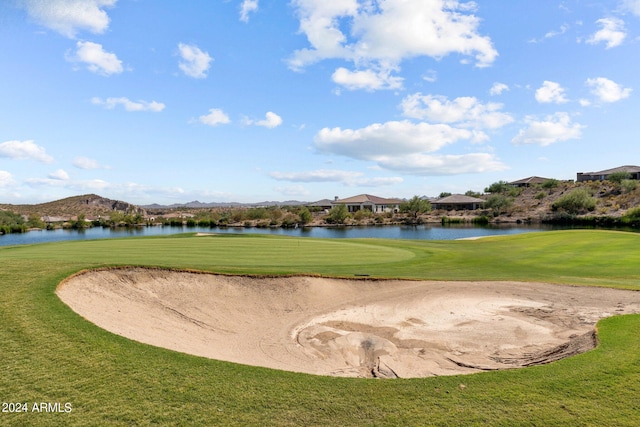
[[586, 77, 632, 103], [0, 140, 54, 163], [512, 113, 584, 146], [270, 169, 403, 187], [271, 169, 364, 183], [400, 94, 514, 130], [289, 0, 498, 90], [20, 0, 117, 38], [274, 185, 311, 197], [313, 120, 505, 175], [315, 120, 472, 159], [579, 98, 591, 107], [26, 177, 110, 191], [255, 112, 283, 128], [529, 24, 569, 43], [587, 17, 626, 48], [67, 41, 123, 75], [621, 0, 640, 16], [422, 70, 437, 83], [376, 153, 507, 175], [73, 156, 109, 170], [240, 0, 259, 22], [0, 171, 15, 187], [91, 97, 165, 112], [490, 82, 509, 96], [178, 43, 212, 79], [535, 81, 568, 104], [199, 108, 231, 126], [48, 169, 70, 180], [331, 67, 403, 91]]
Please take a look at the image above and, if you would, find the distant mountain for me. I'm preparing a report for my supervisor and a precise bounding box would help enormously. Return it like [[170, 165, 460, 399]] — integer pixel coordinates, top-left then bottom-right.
[[141, 200, 308, 209]]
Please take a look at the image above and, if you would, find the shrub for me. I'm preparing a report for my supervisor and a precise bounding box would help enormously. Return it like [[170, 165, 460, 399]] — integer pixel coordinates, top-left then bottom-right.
[[247, 208, 270, 220], [441, 217, 465, 224], [298, 207, 312, 224], [608, 171, 632, 184], [541, 179, 560, 189], [623, 206, 640, 222], [535, 192, 546, 200], [326, 204, 349, 224], [353, 209, 372, 221], [472, 215, 490, 225], [484, 194, 512, 216], [552, 188, 596, 214], [621, 179, 637, 193]]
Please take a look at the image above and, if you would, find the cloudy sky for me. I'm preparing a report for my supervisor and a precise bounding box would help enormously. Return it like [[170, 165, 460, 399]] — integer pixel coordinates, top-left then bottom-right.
[[1, 0, 639, 204]]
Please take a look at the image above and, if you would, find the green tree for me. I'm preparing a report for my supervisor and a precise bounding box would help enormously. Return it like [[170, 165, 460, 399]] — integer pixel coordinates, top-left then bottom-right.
[[0, 210, 26, 233], [400, 196, 432, 219], [484, 194, 512, 216], [26, 214, 46, 229], [484, 180, 511, 194], [326, 204, 349, 224], [608, 171, 632, 184], [298, 207, 312, 225], [72, 214, 88, 229], [438, 192, 452, 198]]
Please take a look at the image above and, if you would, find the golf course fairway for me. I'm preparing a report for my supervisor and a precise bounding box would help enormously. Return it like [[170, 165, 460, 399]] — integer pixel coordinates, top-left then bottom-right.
[[2, 230, 640, 426]]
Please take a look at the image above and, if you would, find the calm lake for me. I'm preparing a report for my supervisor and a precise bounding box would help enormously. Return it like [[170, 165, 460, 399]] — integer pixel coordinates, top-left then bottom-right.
[[0, 223, 580, 247]]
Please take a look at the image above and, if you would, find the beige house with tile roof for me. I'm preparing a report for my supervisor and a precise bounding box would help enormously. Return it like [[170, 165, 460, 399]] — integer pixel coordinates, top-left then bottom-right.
[[431, 194, 485, 211], [509, 176, 552, 187], [332, 194, 402, 213]]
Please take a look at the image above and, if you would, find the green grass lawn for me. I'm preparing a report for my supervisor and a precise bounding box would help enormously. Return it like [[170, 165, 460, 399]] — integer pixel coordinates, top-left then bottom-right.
[[2, 230, 640, 426]]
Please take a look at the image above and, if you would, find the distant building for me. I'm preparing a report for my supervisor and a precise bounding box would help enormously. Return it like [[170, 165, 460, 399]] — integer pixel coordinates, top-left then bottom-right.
[[576, 165, 640, 182], [332, 194, 402, 213], [431, 194, 485, 211], [307, 199, 334, 211], [509, 176, 552, 187]]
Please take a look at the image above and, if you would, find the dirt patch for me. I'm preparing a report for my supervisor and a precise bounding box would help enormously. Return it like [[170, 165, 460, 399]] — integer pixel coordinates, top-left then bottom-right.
[[56, 268, 640, 378]]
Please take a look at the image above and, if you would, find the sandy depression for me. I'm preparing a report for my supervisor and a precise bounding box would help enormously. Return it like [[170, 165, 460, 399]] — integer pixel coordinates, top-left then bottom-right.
[[57, 267, 640, 378]]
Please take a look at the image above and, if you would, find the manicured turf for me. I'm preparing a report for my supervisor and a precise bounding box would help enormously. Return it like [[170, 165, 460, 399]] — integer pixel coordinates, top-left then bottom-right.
[[1, 230, 640, 426]]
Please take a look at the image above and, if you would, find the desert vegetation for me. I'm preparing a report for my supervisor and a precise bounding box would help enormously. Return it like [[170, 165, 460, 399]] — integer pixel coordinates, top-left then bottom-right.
[[2, 176, 640, 235]]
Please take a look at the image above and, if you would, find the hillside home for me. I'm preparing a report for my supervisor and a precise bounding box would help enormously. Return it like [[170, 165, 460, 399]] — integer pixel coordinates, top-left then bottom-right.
[[431, 194, 485, 211], [332, 194, 402, 213], [577, 165, 640, 182], [509, 176, 552, 187]]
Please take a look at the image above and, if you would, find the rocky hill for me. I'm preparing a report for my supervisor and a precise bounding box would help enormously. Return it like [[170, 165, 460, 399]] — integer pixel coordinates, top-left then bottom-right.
[[0, 194, 146, 220], [493, 179, 639, 221]]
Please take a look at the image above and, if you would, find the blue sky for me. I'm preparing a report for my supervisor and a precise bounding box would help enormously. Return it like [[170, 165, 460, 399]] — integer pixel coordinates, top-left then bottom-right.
[[1, 0, 639, 205]]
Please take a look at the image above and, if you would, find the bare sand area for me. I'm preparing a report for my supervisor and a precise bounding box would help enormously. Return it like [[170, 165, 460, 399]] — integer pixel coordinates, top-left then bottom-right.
[[57, 268, 640, 378]]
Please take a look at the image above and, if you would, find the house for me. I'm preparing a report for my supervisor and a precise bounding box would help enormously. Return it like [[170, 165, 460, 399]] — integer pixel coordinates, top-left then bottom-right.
[[577, 165, 640, 182], [332, 194, 402, 213], [431, 194, 485, 211], [509, 176, 552, 187], [307, 199, 334, 212]]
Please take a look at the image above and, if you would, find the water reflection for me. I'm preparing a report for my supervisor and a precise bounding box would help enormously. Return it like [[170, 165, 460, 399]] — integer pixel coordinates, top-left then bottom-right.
[[0, 223, 575, 247]]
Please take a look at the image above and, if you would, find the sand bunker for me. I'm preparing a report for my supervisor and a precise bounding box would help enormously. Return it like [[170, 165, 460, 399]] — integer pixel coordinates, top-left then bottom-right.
[[57, 268, 640, 378]]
